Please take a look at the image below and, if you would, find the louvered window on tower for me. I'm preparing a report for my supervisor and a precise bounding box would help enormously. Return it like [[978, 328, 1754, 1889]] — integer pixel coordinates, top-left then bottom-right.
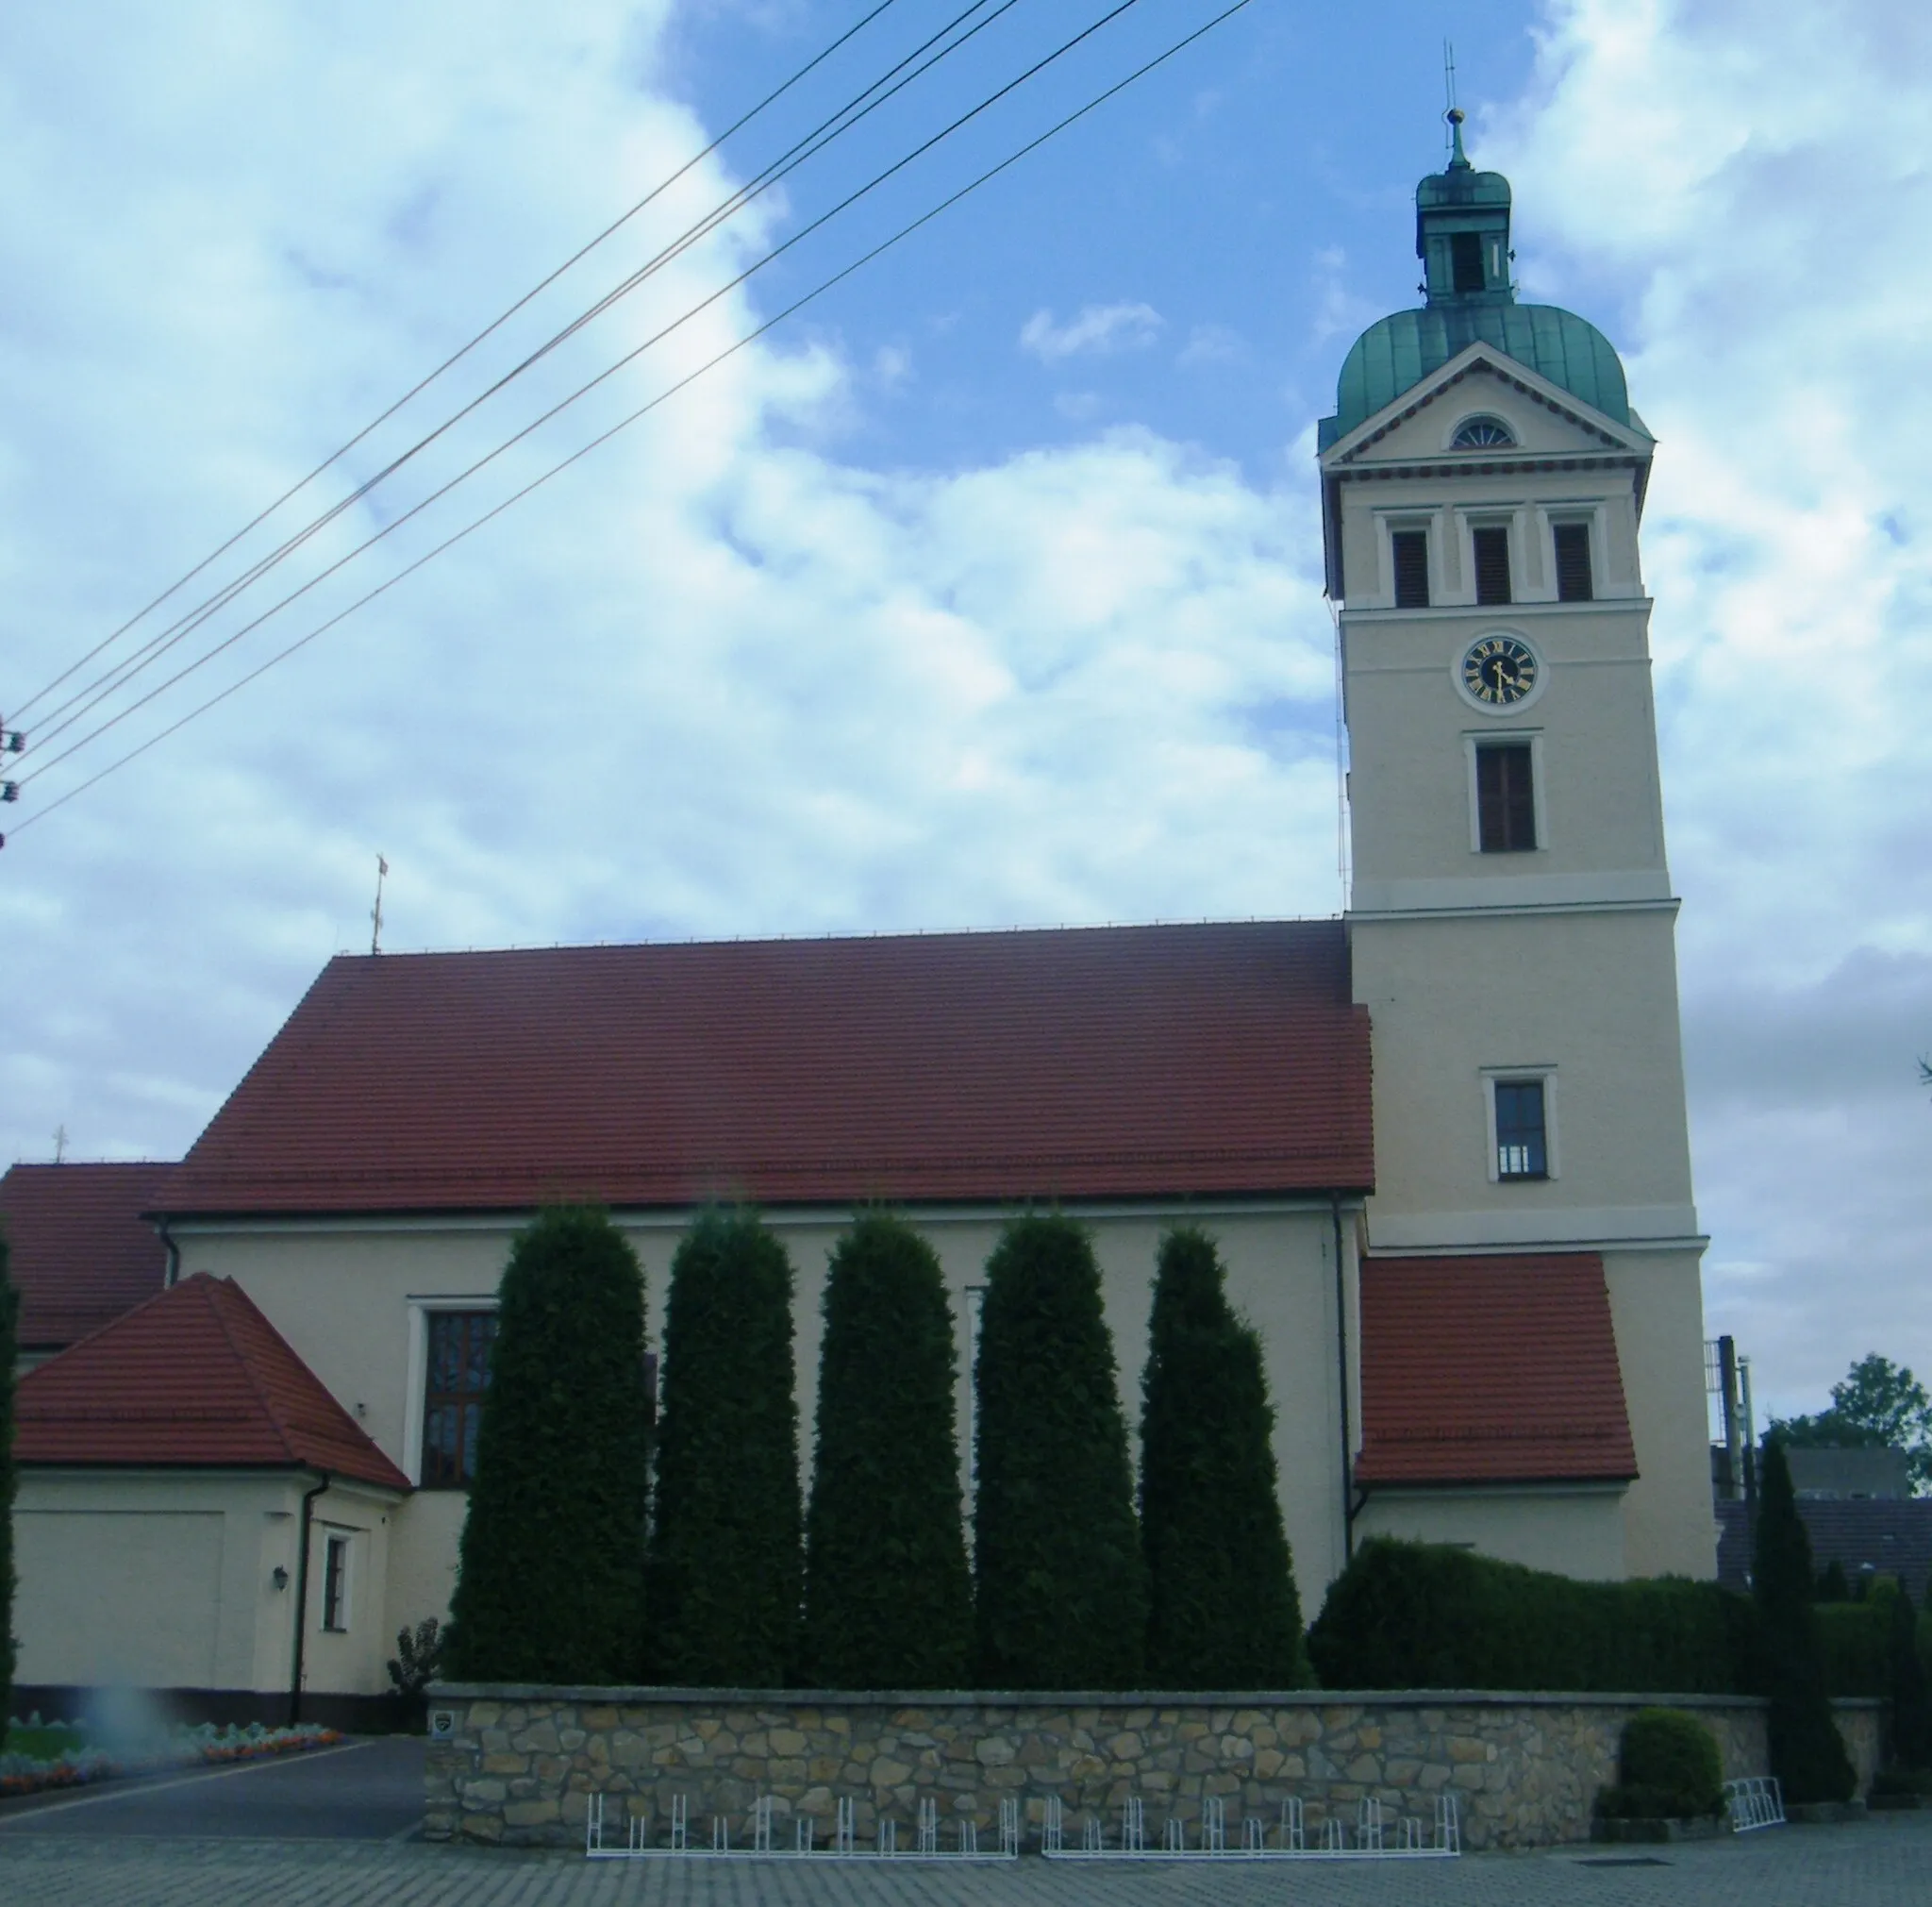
[[1391, 528, 1430, 607], [1475, 742, 1537, 853], [1473, 526, 1512, 605], [1554, 522, 1594, 601], [1451, 230, 1485, 293]]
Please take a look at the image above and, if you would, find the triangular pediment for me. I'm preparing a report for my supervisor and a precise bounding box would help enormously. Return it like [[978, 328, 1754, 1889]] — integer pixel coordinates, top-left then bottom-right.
[[1321, 343, 1653, 471]]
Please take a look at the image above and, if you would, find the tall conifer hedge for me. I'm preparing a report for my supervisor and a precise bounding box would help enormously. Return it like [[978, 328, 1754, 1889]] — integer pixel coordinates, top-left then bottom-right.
[[802, 1212, 971, 1687], [1140, 1227, 1309, 1686], [974, 1213, 1145, 1688], [648, 1208, 802, 1684], [1, 1224, 17, 1731], [442, 1207, 651, 1682], [1754, 1436, 1856, 1801]]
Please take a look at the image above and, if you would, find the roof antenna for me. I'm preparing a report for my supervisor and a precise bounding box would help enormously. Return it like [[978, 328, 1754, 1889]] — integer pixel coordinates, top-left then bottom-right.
[[53, 1123, 68, 1164], [370, 854, 388, 956]]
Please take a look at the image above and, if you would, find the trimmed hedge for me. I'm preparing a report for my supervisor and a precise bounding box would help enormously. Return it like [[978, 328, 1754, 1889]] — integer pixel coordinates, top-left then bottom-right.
[[1889, 1579, 1932, 1769], [1307, 1538, 1757, 1694], [974, 1213, 1147, 1688], [1755, 1438, 1856, 1803], [1596, 1707, 1724, 1820], [1140, 1228, 1309, 1687], [443, 1208, 652, 1682], [802, 1212, 972, 1688], [0, 1222, 16, 1731], [647, 1209, 803, 1685]]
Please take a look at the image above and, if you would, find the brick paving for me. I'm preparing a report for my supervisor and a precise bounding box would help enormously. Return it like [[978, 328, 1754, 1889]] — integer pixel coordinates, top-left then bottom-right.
[[2, 1816, 1929, 1907]]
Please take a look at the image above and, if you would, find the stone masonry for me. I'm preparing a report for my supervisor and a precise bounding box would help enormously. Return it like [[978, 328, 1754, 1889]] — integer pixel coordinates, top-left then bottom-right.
[[425, 1686, 1881, 1851]]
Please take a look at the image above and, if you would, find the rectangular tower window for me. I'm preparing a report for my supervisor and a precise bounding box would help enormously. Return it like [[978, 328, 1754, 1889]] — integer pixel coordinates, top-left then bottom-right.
[[1450, 231, 1485, 293], [1474, 741, 1537, 852], [1472, 526, 1512, 605], [1554, 522, 1594, 601], [1493, 1079, 1549, 1180], [1391, 528, 1430, 608]]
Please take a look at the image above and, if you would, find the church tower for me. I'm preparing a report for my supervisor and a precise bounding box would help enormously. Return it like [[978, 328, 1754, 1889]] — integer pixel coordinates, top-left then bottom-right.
[[1320, 114, 1714, 1579]]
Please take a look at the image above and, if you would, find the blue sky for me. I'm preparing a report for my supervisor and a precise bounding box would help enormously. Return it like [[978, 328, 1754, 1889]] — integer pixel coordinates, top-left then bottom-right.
[[2, 0, 1930, 1430]]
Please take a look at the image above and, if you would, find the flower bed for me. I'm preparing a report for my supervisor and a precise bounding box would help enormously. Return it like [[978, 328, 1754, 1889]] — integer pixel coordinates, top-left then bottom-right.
[[0, 1715, 342, 1799]]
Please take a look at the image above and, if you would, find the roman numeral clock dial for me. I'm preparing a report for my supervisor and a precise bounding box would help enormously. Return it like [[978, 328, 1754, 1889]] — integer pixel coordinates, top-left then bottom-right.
[[1460, 634, 1541, 708]]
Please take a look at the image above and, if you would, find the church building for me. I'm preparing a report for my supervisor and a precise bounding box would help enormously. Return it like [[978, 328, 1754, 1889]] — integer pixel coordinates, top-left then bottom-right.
[[7, 123, 1716, 1722]]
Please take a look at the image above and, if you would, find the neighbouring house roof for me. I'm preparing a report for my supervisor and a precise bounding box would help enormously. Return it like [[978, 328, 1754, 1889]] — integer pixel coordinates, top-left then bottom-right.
[[1716, 1497, 1932, 1605], [1355, 1254, 1639, 1488], [14, 1272, 410, 1491], [0, 1162, 174, 1350], [158, 921, 1374, 1217]]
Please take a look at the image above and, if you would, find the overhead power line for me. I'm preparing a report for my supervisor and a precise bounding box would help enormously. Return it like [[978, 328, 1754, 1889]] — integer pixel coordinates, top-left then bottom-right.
[[10, 0, 1014, 765], [6, 0, 1257, 843], [5, 0, 910, 731]]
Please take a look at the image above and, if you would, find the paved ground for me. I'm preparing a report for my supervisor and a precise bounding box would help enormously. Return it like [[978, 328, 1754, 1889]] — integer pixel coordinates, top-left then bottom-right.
[[1, 1809, 1929, 1907], [0, 1736, 425, 1842]]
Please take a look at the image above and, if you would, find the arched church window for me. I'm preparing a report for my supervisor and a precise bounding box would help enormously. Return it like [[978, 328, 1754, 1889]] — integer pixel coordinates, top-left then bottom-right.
[[1452, 415, 1515, 449]]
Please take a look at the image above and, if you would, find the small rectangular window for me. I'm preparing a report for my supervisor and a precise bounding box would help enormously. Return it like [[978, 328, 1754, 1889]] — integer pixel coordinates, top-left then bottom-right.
[[423, 1310, 497, 1488], [1473, 526, 1512, 605], [1494, 1079, 1549, 1180], [322, 1532, 351, 1632], [1475, 742, 1537, 853], [1391, 528, 1430, 608], [1451, 231, 1485, 293], [1554, 522, 1594, 601]]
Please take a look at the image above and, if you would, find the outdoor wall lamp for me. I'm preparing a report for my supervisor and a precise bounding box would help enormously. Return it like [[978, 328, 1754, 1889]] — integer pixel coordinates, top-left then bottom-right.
[[272, 1565, 290, 1591]]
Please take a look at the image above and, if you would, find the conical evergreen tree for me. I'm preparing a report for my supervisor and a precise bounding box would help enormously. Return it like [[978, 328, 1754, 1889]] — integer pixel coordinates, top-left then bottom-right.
[[974, 1213, 1146, 1688], [648, 1208, 802, 1684], [442, 1207, 651, 1681], [1, 1224, 18, 1731], [1140, 1228, 1310, 1687], [1886, 1576, 1932, 1769], [1753, 1436, 1855, 1801], [802, 1212, 971, 1687]]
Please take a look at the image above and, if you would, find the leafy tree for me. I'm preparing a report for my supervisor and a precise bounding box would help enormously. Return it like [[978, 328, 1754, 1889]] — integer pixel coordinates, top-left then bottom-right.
[[802, 1212, 971, 1687], [1885, 1579, 1932, 1769], [648, 1209, 802, 1685], [1773, 1353, 1932, 1495], [1, 1223, 17, 1731], [443, 1208, 652, 1682], [1754, 1436, 1856, 1802], [974, 1213, 1146, 1688], [1140, 1228, 1309, 1687]]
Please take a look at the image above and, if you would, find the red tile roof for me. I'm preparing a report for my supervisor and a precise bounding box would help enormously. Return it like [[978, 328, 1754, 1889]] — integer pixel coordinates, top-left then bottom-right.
[[160, 922, 1374, 1216], [14, 1273, 409, 1491], [1, 1163, 173, 1349], [1356, 1254, 1638, 1488]]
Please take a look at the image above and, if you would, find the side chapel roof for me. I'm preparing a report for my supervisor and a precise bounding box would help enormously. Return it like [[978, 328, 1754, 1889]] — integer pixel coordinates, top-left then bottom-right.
[[159, 920, 1374, 1217], [14, 1272, 410, 1491], [1356, 1253, 1639, 1488]]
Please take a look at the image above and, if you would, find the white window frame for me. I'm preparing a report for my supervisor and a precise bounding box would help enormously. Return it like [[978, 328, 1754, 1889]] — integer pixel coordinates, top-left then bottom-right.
[[1376, 510, 1439, 609], [321, 1530, 353, 1632], [1444, 410, 1517, 452], [1482, 1066, 1560, 1184], [403, 1296, 500, 1489], [1463, 729, 1547, 855]]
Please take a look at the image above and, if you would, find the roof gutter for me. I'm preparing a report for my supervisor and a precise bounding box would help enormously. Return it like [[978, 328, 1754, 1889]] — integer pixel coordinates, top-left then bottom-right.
[[158, 1215, 181, 1289], [290, 1470, 330, 1726], [1331, 1192, 1359, 1561]]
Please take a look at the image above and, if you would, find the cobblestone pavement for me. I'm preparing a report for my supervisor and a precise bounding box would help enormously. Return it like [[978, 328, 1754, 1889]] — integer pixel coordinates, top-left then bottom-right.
[[2, 1815, 1929, 1907]]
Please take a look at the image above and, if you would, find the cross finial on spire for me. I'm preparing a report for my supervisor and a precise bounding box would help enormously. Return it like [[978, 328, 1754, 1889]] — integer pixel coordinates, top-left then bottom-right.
[[1446, 106, 1472, 172]]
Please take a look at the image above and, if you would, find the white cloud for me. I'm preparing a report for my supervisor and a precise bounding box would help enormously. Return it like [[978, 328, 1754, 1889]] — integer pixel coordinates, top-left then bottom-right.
[[1018, 301, 1165, 363]]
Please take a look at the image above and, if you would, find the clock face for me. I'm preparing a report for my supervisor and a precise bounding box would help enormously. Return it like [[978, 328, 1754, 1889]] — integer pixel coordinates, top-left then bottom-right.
[[1460, 634, 1540, 708]]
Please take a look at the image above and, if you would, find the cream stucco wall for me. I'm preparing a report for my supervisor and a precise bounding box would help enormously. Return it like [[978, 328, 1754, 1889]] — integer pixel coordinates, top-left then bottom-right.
[[1353, 1484, 1627, 1581], [169, 1197, 1360, 1658], [14, 1470, 401, 1697]]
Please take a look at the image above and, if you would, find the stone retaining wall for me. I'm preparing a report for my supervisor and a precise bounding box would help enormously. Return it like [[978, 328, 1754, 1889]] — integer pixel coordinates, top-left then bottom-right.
[[425, 1686, 1882, 1851]]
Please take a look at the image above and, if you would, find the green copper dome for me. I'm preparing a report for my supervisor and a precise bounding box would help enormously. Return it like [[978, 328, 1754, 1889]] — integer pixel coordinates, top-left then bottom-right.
[[1319, 112, 1633, 449]]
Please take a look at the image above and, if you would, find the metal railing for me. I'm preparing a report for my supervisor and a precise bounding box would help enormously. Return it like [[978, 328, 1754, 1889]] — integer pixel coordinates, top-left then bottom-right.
[[1724, 1776, 1786, 1833]]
